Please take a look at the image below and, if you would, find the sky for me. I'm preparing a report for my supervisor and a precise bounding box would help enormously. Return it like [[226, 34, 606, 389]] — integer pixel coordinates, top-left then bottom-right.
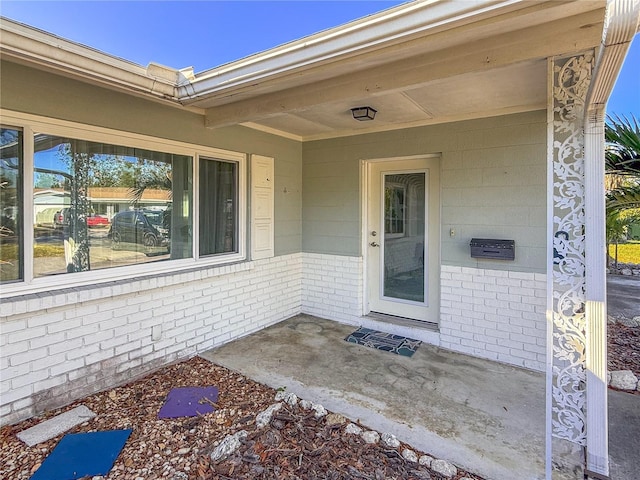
[[0, 1, 638, 118]]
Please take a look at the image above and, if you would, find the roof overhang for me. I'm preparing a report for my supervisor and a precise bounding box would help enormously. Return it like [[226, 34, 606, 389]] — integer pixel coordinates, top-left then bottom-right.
[[1, 0, 634, 141]]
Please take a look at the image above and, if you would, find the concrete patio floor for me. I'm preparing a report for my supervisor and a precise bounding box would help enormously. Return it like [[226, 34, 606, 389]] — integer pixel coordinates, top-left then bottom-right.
[[201, 314, 547, 480]]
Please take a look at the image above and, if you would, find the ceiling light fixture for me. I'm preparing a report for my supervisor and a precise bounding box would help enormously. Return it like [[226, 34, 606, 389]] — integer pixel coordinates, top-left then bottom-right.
[[351, 106, 377, 121]]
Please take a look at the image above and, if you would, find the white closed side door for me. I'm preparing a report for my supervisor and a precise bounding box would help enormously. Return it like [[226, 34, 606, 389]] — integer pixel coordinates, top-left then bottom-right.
[[366, 157, 440, 322]]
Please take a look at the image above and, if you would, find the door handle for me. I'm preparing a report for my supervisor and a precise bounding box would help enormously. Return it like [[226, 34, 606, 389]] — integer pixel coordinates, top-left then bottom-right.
[[370, 242, 379, 247]]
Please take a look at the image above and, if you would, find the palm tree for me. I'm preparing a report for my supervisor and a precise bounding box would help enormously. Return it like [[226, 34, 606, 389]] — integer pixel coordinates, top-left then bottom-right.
[[128, 167, 172, 205], [605, 114, 640, 214], [605, 114, 640, 176]]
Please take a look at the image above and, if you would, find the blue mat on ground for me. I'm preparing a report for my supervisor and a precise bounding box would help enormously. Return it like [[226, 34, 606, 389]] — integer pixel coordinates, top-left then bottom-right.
[[158, 386, 218, 418], [345, 327, 421, 357], [30, 429, 131, 480]]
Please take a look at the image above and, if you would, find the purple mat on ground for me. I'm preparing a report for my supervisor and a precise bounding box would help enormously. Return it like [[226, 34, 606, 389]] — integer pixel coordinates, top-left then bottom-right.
[[158, 386, 219, 418], [30, 429, 132, 480]]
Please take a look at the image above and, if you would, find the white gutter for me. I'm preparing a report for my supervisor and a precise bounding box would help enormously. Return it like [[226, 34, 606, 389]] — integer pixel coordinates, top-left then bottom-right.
[[0, 17, 185, 102], [583, 0, 640, 478], [1, 1, 519, 106], [177, 0, 524, 101], [586, 0, 640, 112]]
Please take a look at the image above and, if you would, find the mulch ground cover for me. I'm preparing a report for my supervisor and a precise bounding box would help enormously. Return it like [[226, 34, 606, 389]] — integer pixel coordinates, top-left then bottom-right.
[[3, 314, 637, 479], [608, 321, 640, 396], [1, 357, 482, 480]]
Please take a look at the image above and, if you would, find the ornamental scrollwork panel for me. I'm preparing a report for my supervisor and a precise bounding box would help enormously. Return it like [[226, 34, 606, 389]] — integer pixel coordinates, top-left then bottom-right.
[[550, 52, 593, 446]]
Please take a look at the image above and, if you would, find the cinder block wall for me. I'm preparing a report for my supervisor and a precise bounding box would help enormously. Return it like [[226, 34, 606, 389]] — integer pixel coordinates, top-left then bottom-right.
[[0, 254, 302, 426], [439, 265, 546, 371]]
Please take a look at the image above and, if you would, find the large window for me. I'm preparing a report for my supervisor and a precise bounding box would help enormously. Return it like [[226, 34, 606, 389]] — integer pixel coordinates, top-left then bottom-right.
[[32, 135, 193, 277], [1, 127, 23, 283], [0, 113, 246, 292]]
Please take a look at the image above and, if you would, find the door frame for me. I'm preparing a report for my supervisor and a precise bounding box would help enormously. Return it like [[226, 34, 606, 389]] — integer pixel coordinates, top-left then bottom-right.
[[361, 154, 441, 321]]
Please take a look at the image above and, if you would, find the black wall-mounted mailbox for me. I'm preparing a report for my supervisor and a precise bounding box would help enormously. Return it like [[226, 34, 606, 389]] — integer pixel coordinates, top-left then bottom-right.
[[470, 238, 515, 260]]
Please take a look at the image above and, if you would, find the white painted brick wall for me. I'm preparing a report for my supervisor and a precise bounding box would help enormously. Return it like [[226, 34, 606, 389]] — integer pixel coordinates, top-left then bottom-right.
[[0, 254, 302, 426], [301, 253, 363, 325], [1, 253, 548, 425], [439, 265, 546, 371]]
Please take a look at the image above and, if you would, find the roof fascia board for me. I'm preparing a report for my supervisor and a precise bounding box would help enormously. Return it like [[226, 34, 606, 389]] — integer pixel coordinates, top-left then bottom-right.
[[585, 0, 640, 118], [178, 0, 526, 100], [0, 17, 180, 102]]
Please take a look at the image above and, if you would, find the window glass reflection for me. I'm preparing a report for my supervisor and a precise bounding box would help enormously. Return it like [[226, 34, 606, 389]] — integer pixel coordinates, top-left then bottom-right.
[[33, 134, 193, 277], [0, 127, 23, 283]]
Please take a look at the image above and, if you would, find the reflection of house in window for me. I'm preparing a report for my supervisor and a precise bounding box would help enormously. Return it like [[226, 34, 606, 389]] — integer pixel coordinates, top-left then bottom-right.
[[86, 187, 171, 220], [384, 183, 405, 236]]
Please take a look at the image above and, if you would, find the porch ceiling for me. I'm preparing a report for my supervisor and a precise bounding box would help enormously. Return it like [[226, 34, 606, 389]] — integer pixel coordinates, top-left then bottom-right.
[[238, 60, 548, 140]]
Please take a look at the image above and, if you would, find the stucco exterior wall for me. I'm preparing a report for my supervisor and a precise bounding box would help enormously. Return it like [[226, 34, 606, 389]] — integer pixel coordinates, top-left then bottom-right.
[[0, 60, 303, 256], [302, 111, 547, 273], [301, 112, 547, 372]]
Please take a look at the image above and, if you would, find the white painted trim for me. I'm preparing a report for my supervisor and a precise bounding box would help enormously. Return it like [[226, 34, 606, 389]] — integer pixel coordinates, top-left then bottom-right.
[[545, 56, 555, 480], [0, 18, 192, 109], [240, 122, 303, 142], [179, 0, 525, 101], [361, 154, 441, 322], [23, 125, 35, 285], [250, 154, 275, 260], [0, 110, 245, 160], [584, 108, 608, 479], [0, 109, 248, 298], [585, 0, 640, 112], [360, 159, 371, 317], [582, 1, 640, 475]]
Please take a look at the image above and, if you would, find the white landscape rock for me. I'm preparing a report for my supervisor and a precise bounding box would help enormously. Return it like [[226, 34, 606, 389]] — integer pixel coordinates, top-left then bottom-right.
[[609, 370, 639, 390], [361, 430, 380, 444], [402, 448, 418, 462], [311, 403, 328, 419], [620, 316, 640, 328], [381, 432, 400, 448], [418, 455, 434, 467], [299, 399, 313, 410], [256, 403, 283, 429], [345, 423, 363, 435], [431, 459, 458, 478], [210, 430, 247, 463], [274, 392, 298, 406]]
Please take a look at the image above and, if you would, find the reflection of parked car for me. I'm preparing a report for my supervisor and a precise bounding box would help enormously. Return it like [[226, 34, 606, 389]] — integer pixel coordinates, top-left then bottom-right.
[[87, 214, 109, 228], [108, 210, 169, 250], [53, 208, 71, 228]]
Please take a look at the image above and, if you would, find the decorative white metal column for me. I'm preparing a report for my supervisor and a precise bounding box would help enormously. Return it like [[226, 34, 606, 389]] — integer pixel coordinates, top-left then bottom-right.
[[582, 2, 640, 477], [547, 51, 594, 479]]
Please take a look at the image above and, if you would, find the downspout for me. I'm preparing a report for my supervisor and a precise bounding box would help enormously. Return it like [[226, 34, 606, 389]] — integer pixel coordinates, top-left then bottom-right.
[[583, 0, 640, 478]]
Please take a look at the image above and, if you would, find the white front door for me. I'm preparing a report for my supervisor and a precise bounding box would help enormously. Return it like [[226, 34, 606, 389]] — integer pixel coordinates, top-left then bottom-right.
[[365, 157, 440, 322]]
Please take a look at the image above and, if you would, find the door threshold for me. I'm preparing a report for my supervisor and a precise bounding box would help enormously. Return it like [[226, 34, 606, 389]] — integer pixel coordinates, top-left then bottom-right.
[[365, 312, 439, 332]]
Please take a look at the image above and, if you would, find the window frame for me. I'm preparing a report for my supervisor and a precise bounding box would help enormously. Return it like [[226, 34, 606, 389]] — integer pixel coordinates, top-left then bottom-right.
[[0, 109, 246, 297]]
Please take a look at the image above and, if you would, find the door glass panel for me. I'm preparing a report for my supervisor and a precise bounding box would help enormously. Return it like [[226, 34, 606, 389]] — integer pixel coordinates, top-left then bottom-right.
[[383, 173, 425, 302]]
